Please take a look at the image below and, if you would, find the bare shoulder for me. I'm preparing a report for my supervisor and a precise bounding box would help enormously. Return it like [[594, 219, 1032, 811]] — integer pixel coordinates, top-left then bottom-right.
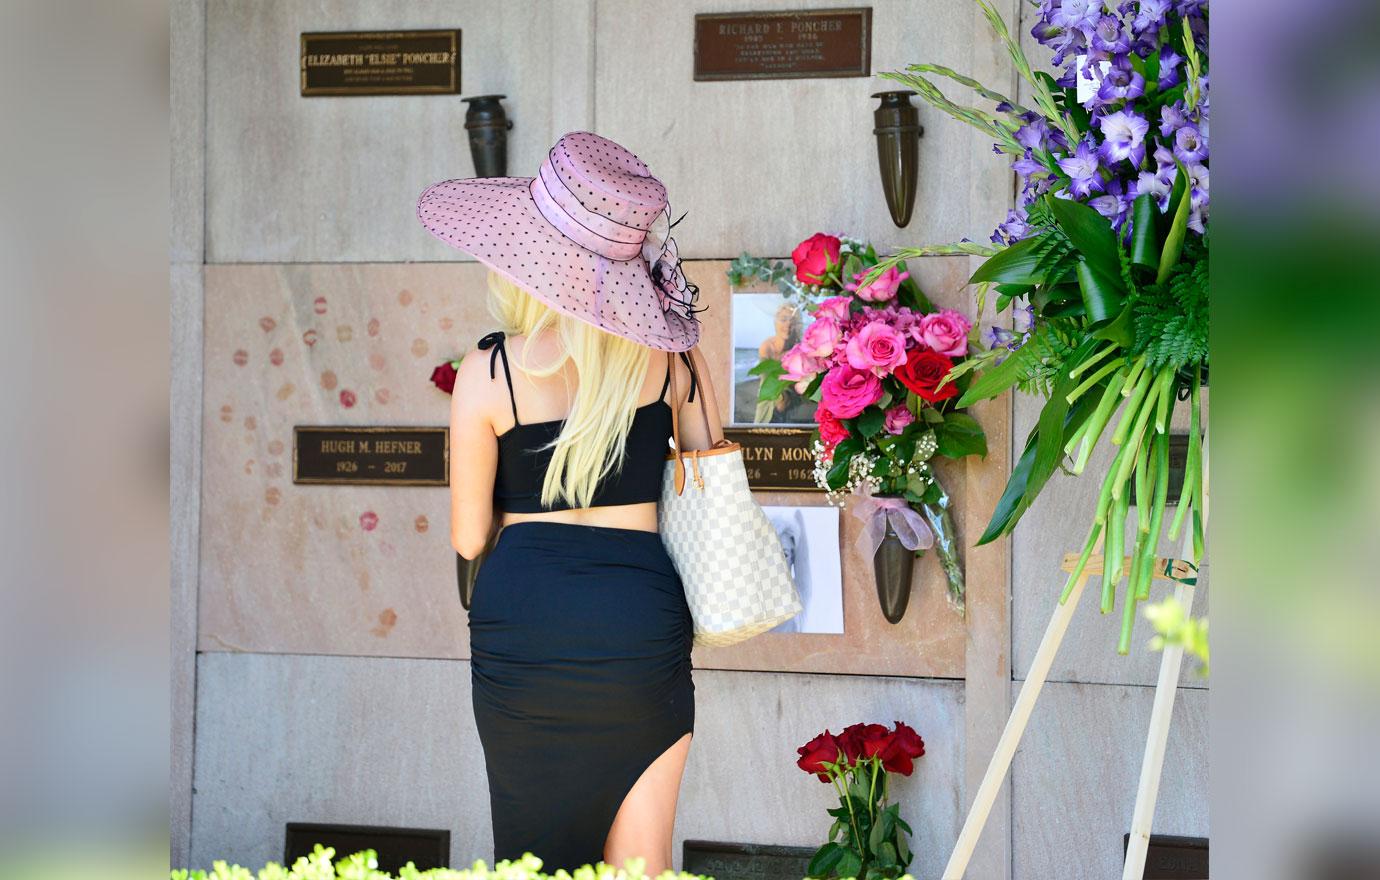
[[450, 343, 501, 420]]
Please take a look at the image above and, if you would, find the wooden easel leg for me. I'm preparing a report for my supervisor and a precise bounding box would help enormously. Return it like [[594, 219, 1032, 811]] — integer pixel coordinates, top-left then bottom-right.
[[1120, 577, 1197, 878], [941, 569, 1094, 879]]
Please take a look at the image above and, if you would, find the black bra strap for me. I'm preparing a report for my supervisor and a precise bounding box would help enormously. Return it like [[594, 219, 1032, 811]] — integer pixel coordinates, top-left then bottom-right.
[[659, 357, 672, 402], [477, 331, 520, 425]]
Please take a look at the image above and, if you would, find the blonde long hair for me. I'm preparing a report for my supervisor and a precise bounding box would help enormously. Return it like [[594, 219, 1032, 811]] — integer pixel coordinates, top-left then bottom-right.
[[486, 270, 652, 509]]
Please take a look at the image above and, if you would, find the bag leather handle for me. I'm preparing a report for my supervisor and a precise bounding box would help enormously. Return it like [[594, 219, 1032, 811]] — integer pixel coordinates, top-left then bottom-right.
[[667, 348, 721, 495]]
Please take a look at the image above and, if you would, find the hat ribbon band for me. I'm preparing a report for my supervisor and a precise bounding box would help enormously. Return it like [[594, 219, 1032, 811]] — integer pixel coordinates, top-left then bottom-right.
[[529, 170, 644, 262]]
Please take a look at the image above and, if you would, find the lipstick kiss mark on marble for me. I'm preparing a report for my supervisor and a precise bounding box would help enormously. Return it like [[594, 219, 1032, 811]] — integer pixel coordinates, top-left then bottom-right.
[[314, 296, 328, 315], [267, 439, 284, 456], [269, 348, 284, 366], [414, 515, 429, 533], [336, 324, 353, 343], [374, 388, 391, 405], [259, 316, 276, 333], [244, 416, 256, 430], [220, 405, 234, 423], [302, 329, 318, 347], [411, 338, 429, 358], [265, 486, 281, 506], [439, 316, 454, 331], [359, 510, 378, 531], [321, 370, 337, 391], [368, 352, 386, 371], [276, 382, 295, 400], [398, 289, 413, 307], [339, 389, 357, 408], [370, 607, 398, 637], [367, 318, 380, 337], [379, 541, 396, 558], [265, 462, 282, 478], [244, 459, 255, 475], [232, 349, 248, 367]]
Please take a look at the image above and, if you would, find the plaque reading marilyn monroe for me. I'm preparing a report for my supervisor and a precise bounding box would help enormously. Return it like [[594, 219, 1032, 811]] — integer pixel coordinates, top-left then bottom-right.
[[300, 30, 461, 96], [693, 8, 872, 81]]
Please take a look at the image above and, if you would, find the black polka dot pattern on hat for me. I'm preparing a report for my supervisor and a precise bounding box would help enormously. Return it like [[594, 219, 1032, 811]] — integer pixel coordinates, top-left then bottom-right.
[[416, 132, 700, 352]]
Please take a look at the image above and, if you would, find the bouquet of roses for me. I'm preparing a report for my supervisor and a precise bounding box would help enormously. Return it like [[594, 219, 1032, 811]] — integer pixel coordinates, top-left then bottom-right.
[[731, 234, 986, 615], [872, 0, 1209, 653], [796, 721, 926, 880]]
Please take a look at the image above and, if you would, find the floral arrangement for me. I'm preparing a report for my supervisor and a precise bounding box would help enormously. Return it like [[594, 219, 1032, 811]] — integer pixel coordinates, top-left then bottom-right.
[[795, 721, 926, 880], [872, 0, 1209, 652], [730, 235, 987, 614], [172, 846, 716, 880]]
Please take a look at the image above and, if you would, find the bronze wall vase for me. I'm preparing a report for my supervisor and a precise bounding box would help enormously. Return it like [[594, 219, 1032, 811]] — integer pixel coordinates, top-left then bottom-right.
[[872, 90, 923, 228]]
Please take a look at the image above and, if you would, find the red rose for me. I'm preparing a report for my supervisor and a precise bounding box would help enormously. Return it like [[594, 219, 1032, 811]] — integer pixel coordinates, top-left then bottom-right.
[[894, 349, 958, 404], [796, 730, 843, 782], [839, 723, 892, 763], [878, 721, 926, 776], [430, 361, 459, 394], [791, 233, 842, 285], [815, 403, 850, 451]]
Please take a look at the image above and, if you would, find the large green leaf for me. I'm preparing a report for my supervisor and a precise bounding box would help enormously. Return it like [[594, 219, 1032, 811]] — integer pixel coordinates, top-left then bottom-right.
[[808, 843, 845, 878], [1157, 161, 1193, 284], [1128, 192, 1160, 268], [857, 407, 886, 439], [956, 341, 1036, 407], [1074, 259, 1126, 325], [934, 412, 988, 459], [1046, 196, 1123, 282], [969, 234, 1048, 285]]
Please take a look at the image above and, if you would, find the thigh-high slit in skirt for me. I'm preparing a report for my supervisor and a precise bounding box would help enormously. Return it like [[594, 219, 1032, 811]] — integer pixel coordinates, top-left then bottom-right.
[[468, 521, 696, 872]]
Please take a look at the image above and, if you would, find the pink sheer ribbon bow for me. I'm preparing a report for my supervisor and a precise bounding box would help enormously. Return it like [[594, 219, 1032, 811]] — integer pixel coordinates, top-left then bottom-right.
[[852, 490, 934, 558]]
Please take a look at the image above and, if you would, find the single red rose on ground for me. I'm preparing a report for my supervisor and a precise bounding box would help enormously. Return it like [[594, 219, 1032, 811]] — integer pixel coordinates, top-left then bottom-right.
[[797, 730, 843, 782], [791, 233, 842, 285], [431, 361, 459, 394], [895, 349, 959, 404]]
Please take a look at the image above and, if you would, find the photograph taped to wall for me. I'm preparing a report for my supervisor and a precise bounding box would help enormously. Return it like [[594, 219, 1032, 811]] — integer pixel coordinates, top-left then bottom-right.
[[763, 505, 843, 634], [731, 291, 817, 426]]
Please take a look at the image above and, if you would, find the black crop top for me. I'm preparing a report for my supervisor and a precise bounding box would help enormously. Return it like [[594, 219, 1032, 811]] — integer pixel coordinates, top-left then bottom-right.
[[478, 331, 696, 513]]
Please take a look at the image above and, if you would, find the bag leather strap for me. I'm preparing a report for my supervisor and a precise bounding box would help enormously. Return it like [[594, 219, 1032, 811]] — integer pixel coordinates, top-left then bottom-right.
[[667, 348, 720, 495]]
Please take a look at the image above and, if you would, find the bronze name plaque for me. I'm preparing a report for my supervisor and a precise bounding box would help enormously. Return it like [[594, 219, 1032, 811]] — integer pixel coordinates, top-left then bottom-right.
[[301, 30, 461, 96], [293, 426, 448, 486], [682, 840, 815, 880], [693, 8, 872, 81], [725, 427, 818, 491]]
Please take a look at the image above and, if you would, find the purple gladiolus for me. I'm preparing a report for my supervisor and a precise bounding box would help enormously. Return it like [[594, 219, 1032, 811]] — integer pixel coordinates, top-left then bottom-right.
[[1132, 0, 1172, 33], [1160, 100, 1190, 138], [1157, 49, 1184, 89], [1058, 140, 1106, 198], [1052, 0, 1103, 33], [1099, 110, 1150, 165], [1094, 57, 1146, 105], [1090, 15, 1132, 58], [1012, 149, 1048, 179], [1136, 170, 1172, 211], [1174, 124, 1208, 164], [1089, 178, 1133, 233]]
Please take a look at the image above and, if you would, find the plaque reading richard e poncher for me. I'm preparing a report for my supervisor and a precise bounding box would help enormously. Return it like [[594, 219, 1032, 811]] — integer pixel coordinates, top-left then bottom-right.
[[693, 8, 872, 81]]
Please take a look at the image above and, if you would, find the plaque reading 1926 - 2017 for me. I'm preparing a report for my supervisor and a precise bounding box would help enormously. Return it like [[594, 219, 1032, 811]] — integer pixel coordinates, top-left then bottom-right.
[[300, 30, 460, 96], [724, 427, 818, 491], [294, 426, 448, 486], [693, 8, 872, 81]]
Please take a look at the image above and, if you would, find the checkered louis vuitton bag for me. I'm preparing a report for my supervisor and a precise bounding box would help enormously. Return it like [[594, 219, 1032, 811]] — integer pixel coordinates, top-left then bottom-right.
[[659, 352, 802, 647]]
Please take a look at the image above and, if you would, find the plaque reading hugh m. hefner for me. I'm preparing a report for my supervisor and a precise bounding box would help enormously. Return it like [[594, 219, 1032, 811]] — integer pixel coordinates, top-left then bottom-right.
[[294, 426, 449, 486], [300, 30, 461, 96]]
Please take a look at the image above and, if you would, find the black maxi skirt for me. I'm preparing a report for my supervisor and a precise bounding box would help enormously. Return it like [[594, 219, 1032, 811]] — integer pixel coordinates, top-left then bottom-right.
[[468, 521, 696, 872]]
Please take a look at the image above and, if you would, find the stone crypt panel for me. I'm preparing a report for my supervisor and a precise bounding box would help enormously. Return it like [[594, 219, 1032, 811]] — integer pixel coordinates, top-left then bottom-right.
[[200, 260, 983, 677]]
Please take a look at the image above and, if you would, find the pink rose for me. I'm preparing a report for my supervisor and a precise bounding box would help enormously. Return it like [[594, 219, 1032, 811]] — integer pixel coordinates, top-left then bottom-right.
[[791, 233, 842, 285], [845, 321, 908, 375], [815, 403, 850, 450], [919, 309, 972, 357], [820, 365, 883, 419], [780, 344, 824, 381], [814, 296, 852, 322], [801, 316, 842, 358], [848, 266, 910, 302], [883, 405, 915, 435]]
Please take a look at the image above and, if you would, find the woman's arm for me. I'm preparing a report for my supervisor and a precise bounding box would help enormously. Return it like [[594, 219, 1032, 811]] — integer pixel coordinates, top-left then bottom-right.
[[675, 345, 725, 452], [449, 349, 501, 559]]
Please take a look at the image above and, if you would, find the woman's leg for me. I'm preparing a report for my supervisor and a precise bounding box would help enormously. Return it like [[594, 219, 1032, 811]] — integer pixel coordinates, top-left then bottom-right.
[[603, 732, 693, 874]]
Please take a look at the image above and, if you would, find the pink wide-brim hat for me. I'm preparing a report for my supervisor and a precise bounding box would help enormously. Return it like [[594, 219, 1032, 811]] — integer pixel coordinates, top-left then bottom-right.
[[416, 131, 702, 352]]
